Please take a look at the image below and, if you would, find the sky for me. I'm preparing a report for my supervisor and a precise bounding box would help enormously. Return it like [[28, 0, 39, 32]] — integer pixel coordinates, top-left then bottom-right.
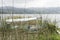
[[0, 0, 60, 8]]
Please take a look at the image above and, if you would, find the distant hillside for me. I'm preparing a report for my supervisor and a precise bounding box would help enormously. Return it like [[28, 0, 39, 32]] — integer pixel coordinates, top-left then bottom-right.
[[0, 6, 60, 14]]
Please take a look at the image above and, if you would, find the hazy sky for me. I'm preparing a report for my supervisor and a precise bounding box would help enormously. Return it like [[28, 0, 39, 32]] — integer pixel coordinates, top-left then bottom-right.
[[0, 0, 60, 8]]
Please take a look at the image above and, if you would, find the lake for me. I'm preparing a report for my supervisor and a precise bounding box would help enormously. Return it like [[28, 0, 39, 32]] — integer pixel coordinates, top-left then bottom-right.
[[0, 14, 60, 28]]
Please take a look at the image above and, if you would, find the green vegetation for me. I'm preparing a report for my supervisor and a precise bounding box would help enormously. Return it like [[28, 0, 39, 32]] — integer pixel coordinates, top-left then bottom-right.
[[0, 16, 60, 40]]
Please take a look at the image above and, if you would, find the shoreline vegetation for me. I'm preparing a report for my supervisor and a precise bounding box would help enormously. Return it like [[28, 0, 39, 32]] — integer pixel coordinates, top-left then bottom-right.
[[0, 15, 60, 40]]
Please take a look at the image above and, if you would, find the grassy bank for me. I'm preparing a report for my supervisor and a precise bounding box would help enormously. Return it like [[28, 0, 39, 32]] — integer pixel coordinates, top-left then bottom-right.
[[0, 16, 60, 40]]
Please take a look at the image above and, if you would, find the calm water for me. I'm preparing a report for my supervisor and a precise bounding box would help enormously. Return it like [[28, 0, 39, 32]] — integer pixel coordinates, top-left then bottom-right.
[[0, 14, 41, 18], [0, 14, 60, 28]]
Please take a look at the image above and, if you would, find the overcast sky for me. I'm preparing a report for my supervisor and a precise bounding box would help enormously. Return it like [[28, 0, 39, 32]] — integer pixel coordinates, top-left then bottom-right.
[[0, 0, 60, 8]]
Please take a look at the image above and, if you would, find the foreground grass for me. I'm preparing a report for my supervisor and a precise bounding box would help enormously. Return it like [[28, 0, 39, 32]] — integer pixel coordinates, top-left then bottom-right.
[[0, 18, 60, 40], [39, 33, 60, 40]]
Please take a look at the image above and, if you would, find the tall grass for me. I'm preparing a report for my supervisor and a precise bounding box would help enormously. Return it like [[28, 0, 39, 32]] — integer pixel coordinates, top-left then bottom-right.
[[0, 17, 60, 40]]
